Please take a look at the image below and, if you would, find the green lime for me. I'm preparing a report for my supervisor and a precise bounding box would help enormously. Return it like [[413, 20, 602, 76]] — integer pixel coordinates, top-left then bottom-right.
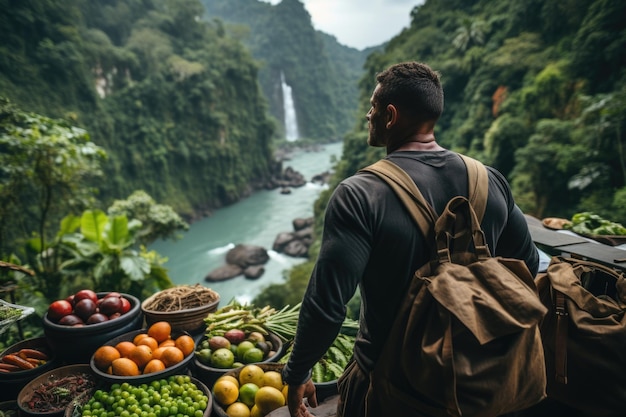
[[242, 347, 264, 364], [211, 348, 235, 368], [236, 341, 256, 361], [238, 382, 259, 407]]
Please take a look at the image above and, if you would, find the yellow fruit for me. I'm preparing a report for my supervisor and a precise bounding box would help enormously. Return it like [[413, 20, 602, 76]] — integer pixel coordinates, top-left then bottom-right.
[[213, 379, 239, 407], [262, 370, 284, 391], [255, 386, 285, 415], [250, 405, 263, 417], [226, 401, 251, 417], [282, 385, 289, 402], [238, 364, 265, 387], [216, 375, 240, 389]]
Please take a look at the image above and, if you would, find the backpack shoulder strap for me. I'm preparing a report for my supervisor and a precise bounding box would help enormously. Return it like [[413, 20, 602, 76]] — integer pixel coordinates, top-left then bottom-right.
[[359, 154, 489, 240], [360, 159, 436, 242], [458, 154, 489, 224]]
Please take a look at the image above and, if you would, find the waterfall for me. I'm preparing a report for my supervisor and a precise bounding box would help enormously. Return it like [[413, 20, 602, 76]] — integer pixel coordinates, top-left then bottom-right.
[[281, 72, 299, 142]]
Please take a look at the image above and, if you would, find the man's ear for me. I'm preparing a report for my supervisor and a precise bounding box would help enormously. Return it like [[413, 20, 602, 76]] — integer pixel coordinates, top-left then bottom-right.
[[385, 104, 398, 129]]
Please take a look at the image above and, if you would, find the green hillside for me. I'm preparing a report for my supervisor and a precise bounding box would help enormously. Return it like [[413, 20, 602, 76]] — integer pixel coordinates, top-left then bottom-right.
[[332, 0, 626, 222], [0, 0, 276, 221]]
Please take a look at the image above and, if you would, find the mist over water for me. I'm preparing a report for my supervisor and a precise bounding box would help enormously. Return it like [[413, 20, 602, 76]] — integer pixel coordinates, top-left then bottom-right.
[[150, 142, 343, 305]]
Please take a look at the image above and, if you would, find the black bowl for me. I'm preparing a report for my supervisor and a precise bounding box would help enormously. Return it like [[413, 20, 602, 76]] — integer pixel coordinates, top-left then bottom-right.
[[43, 292, 143, 364], [17, 364, 97, 417], [0, 336, 62, 402], [89, 328, 194, 385], [192, 331, 283, 388]]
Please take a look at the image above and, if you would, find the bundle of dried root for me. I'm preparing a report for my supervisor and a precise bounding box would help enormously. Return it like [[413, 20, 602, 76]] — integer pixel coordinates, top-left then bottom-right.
[[143, 284, 219, 312]]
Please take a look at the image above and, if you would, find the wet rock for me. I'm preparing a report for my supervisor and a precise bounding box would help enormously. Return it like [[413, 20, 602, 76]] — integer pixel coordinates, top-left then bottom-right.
[[225, 244, 269, 268], [244, 265, 265, 279], [205, 264, 243, 282], [293, 217, 314, 231]]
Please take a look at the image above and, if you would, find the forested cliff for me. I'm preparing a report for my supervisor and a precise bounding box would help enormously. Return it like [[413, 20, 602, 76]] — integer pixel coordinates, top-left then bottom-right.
[[1, 0, 278, 219], [0, 0, 365, 225], [202, 0, 373, 141]]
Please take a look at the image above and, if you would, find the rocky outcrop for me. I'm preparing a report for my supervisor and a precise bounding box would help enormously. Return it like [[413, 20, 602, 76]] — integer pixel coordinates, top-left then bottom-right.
[[272, 217, 314, 257], [204, 264, 243, 282], [311, 170, 332, 185], [225, 244, 270, 267], [205, 244, 269, 282]]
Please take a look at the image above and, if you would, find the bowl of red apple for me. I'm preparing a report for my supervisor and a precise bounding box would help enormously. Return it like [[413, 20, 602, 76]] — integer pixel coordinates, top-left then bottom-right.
[[43, 289, 143, 364]]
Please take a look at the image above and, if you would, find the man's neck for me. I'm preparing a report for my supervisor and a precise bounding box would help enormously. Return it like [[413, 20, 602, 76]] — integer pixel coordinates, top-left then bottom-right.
[[387, 133, 444, 154]]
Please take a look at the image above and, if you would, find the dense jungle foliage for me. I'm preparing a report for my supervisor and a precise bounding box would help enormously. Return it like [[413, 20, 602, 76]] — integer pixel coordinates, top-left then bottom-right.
[[0, 0, 278, 224], [0, 0, 367, 340], [202, 0, 374, 142], [255, 0, 626, 310]]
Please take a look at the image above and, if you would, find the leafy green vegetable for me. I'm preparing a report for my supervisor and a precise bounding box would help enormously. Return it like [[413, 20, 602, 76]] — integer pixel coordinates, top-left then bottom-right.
[[564, 212, 626, 236]]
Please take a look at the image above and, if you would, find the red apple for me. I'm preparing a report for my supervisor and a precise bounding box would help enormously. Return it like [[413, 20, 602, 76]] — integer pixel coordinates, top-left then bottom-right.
[[108, 312, 121, 320], [98, 296, 122, 315], [74, 298, 97, 321], [65, 294, 75, 306], [119, 297, 131, 314], [58, 314, 84, 326], [47, 300, 73, 322], [74, 289, 98, 304], [104, 292, 122, 299], [86, 313, 109, 324]]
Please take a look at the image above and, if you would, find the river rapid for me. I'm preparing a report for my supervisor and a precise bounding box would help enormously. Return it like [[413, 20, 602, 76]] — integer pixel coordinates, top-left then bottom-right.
[[150, 141, 344, 305]]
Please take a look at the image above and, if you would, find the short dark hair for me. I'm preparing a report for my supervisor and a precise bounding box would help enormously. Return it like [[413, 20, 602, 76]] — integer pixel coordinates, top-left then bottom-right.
[[375, 62, 444, 123]]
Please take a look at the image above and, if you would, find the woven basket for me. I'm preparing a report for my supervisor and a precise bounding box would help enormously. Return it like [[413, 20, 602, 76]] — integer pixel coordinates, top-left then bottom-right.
[[141, 289, 220, 335]]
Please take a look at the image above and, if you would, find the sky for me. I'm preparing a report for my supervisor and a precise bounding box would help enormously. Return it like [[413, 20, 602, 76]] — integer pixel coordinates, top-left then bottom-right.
[[260, 0, 421, 50]]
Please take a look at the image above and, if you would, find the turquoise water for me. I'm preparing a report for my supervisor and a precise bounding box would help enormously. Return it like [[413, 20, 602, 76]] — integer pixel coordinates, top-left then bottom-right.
[[150, 142, 343, 305]]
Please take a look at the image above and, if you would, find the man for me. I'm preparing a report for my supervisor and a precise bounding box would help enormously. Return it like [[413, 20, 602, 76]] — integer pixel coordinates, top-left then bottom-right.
[[282, 61, 540, 417]]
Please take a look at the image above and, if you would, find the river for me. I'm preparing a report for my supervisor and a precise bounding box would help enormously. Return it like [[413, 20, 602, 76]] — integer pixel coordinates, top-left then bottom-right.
[[150, 141, 343, 305]]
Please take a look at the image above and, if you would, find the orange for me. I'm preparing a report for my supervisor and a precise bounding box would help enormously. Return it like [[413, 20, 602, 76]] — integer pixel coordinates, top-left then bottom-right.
[[129, 344, 153, 369], [111, 357, 140, 376], [133, 333, 149, 345], [152, 346, 169, 360], [175, 335, 195, 357], [137, 336, 159, 351], [93, 345, 121, 372], [116, 341, 136, 358], [143, 359, 166, 374], [147, 321, 171, 343], [160, 346, 184, 367], [212, 379, 239, 406], [159, 339, 175, 347]]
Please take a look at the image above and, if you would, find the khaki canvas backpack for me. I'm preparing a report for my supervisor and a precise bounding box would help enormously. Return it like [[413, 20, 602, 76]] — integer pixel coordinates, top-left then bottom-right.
[[530, 256, 626, 417], [360, 155, 547, 417]]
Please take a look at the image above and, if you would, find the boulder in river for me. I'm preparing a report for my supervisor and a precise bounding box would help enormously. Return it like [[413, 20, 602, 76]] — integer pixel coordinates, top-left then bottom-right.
[[225, 244, 270, 268], [272, 217, 314, 258], [243, 265, 265, 279], [205, 244, 269, 282], [205, 264, 243, 282]]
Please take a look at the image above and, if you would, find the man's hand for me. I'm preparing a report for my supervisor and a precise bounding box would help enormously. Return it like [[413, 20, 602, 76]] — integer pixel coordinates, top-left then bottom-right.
[[287, 378, 318, 417]]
